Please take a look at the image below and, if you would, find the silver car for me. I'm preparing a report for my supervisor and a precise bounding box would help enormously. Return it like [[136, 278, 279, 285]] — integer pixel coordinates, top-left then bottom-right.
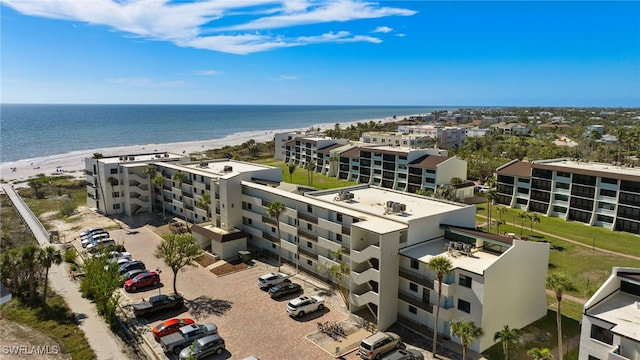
[[179, 334, 225, 360]]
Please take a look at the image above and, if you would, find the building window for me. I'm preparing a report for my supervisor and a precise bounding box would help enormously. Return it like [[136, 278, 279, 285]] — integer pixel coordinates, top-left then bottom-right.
[[272, 243, 276, 249], [307, 204, 313, 212], [112, 192, 120, 198], [307, 260, 312, 266], [271, 227, 276, 233], [590, 324, 613, 345], [337, 213, 343, 222], [307, 223, 312, 230], [110, 168, 118, 174], [410, 259, 419, 269], [113, 204, 120, 210], [247, 203, 252, 210], [408, 305, 417, 314], [336, 234, 342, 242], [459, 275, 472, 288], [587, 356, 601, 360], [307, 241, 312, 248], [409, 283, 418, 292], [458, 299, 471, 313], [556, 182, 570, 190]]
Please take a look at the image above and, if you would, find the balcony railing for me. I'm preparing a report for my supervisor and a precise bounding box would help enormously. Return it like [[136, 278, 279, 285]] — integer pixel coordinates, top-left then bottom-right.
[[399, 268, 434, 290], [262, 216, 276, 225], [262, 232, 279, 243], [398, 291, 433, 313], [298, 229, 318, 242], [298, 246, 318, 260], [298, 212, 318, 224]]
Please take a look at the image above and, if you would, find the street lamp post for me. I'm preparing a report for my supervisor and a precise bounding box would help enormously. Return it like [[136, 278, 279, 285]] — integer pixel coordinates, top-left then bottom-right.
[[156, 268, 162, 295]]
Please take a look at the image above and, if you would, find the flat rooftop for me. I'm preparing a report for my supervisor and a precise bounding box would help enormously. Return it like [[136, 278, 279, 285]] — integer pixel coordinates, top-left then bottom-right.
[[534, 159, 640, 177], [400, 238, 500, 275], [100, 152, 185, 164], [587, 291, 640, 341], [309, 186, 471, 224], [162, 160, 275, 178]]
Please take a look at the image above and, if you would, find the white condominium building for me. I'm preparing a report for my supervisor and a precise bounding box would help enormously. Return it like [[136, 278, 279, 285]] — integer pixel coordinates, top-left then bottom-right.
[[496, 158, 640, 234], [579, 267, 640, 360]]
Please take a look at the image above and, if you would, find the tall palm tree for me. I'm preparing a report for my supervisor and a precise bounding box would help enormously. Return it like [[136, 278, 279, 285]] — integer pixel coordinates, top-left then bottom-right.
[[527, 347, 553, 360], [317, 247, 350, 309], [450, 320, 484, 360], [428, 256, 453, 357], [486, 189, 498, 231], [495, 219, 505, 235], [305, 160, 316, 186], [546, 272, 575, 360], [519, 211, 529, 237], [495, 205, 507, 223], [39, 246, 62, 303], [494, 325, 519, 360], [196, 193, 212, 221], [152, 174, 166, 218], [173, 171, 188, 226], [267, 201, 286, 272], [287, 163, 296, 182], [143, 164, 157, 212], [527, 213, 541, 236]]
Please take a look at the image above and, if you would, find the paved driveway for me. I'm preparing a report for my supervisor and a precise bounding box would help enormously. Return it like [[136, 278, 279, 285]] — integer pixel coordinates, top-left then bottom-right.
[[100, 226, 355, 360]]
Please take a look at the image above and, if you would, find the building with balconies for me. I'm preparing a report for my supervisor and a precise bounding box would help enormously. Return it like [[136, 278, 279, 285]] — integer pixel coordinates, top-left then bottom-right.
[[496, 158, 640, 234], [360, 131, 433, 148], [578, 267, 640, 360], [281, 134, 349, 170]]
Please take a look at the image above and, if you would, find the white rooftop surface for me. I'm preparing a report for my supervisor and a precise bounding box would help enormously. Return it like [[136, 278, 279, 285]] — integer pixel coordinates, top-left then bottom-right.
[[587, 291, 640, 341], [352, 218, 407, 234], [101, 152, 184, 164], [310, 187, 469, 223], [164, 160, 273, 178], [400, 239, 500, 275], [539, 159, 640, 177]]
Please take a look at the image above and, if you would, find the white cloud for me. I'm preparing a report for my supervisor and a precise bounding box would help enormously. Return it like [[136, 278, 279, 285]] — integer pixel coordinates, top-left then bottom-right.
[[193, 70, 223, 76], [372, 26, 392, 33], [278, 75, 298, 80], [2, 0, 416, 54], [105, 77, 186, 88]]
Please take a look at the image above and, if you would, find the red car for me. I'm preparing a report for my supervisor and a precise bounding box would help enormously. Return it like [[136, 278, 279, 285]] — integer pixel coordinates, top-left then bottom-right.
[[124, 272, 160, 292], [152, 318, 195, 341]]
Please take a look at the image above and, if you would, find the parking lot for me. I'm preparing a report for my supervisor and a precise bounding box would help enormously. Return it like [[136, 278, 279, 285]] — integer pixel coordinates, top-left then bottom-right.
[[79, 226, 371, 360]]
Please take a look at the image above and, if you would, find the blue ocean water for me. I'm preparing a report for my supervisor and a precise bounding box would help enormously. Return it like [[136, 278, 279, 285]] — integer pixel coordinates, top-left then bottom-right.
[[0, 104, 453, 163]]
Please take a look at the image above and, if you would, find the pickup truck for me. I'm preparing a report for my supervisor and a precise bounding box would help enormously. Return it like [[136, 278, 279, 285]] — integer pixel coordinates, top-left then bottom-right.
[[132, 294, 184, 317], [161, 323, 218, 354], [257, 272, 290, 289]]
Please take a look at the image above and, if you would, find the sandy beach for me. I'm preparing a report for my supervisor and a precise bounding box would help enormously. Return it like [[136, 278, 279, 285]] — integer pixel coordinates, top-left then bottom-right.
[[1, 116, 401, 188]]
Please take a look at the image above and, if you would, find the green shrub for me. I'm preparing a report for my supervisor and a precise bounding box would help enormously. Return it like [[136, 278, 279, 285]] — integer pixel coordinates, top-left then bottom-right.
[[64, 247, 77, 263]]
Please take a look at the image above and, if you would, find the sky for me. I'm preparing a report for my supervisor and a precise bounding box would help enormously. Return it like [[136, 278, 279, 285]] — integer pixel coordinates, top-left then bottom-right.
[[1, 1, 639, 107]]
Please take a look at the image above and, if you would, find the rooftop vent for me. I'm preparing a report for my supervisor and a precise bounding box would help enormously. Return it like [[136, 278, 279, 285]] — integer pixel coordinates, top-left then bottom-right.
[[334, 190, 355, 202], [384, 201, 406, 215], [223, 165, 233, 172], [199, 162, 209, 168]]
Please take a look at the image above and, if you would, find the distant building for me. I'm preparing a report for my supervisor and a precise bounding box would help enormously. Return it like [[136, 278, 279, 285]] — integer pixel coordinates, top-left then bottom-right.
[[274, 130, 330, 162], [395, 125, 466, 149], [578, 267, 640, 360], [360, 131, 433, 148], [496, 158, 640, 234], [584, 125, 605, 138], [490, 122, 530, 136], [553, 136, 579, 148], [465, 127, 492, 138]]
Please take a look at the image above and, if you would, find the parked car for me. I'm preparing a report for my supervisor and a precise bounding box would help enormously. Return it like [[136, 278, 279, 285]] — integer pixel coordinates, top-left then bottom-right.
[[121, 269, 147, 282], [119, 260, 146, 275], [358, 332, 402, 360], [86, 238, 116, 252], [124, 272, 160, 292], [286, 295, 324, 317], [133, 293, 184, 317], [381, 349, 423, 360], [257, 272, 290, 289], [178, 334, 225, 360], [268, 282, 302, 299], [161, 323, 218, 354], [152, 318, 195, 341], [80, 227, 103, 239], [81, 231, 108, 247]]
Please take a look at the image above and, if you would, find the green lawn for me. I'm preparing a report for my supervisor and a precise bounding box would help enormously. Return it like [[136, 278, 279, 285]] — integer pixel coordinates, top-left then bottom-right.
[[256, 159, 357, 189]]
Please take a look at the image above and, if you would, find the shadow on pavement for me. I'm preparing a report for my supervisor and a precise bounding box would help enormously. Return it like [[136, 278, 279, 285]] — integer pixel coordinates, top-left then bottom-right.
[[186, 296, 232, 320]]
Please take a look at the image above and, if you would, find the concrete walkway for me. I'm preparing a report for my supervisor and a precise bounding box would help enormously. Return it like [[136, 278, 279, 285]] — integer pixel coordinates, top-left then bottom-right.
[[1, 184, 130, 360]]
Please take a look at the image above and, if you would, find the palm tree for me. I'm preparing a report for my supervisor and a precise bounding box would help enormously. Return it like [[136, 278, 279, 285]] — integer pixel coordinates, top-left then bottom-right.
[[546, 272, 575, 360], [173, 171, 188, 226], [152, 174, 166, 218], [527, 213, 541, 236], [495, 205, 507, 223], [494, 325, 519, 360], [495, 219, 505, 235], [527, 347, 553, 360], [287, 163, 296, 182], [434, 184, 456, 201], [317, 248, 350, 309], [38, 246, 62, 303], [450, 320, 484, 360], [267, 201, 286, 272], [196, 193, 212, 221], [415, 188, 433, 197], [519, 211, 529, 237], [485, 189, 498, 231], [428, 256, 453, 357], [143, 164, 157, 212], [450, 177, 462, 185], [305, 160, 316, 186]]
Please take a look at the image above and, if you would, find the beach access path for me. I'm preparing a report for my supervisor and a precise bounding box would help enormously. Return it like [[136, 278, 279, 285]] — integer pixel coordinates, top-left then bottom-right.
[[1, 184, 131, 360]]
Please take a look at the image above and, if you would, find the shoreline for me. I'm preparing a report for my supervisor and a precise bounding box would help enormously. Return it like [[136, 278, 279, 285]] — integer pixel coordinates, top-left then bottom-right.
[[1, 116, 401, 187]]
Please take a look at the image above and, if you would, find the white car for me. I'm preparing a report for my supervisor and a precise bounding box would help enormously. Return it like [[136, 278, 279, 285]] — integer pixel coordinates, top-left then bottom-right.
[[257, 272, 289, 289], [286, 295, 324, 317]]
